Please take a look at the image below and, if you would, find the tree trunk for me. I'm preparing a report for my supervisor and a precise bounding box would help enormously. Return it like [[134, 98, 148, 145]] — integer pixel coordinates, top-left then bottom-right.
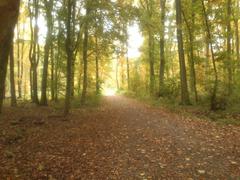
[[149, 30, 155, 95], [159, 0, 166, 96], [226, 0, 232, 95], [95, 35, 100, 95], [40, 0, 53, 106], [126, 42, 130, 90], [55, 20, 61, 102], [176, 0, 190, 105], [29, 0, 39, 104], [17, 23, 22, 99], [50, 45, 55, 101], [0, 0, 20, 113], [81, 7, 90, 105], [64, 0, 74, 115], [116, 56, 119, 90], [9, 40, 17, 107], [234, 15, 239, 64], [201, 0, 218, 110], [182, 3, 198, 103]]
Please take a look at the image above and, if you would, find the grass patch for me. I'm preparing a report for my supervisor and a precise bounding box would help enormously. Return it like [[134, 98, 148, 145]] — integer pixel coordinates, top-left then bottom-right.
[[124, 91, 240, 126]]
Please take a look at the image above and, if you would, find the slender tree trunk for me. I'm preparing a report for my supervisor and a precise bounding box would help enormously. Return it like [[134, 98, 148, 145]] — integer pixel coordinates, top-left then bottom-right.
[[50, 45, 55, 101], [176, 0, 190, 105], [40, 0, 53, 105], [40, 33, 50, 105], [55, 21, 61, 102], [9, 40, 17, 107], [0, 0, 20, 113], [148, 30, 155, 95], [121, 50, 125, 89], [95, 35, 100, 95], [32, 0, 39, 104], [182, 5, 198, 103], [81, 7, 90, 105], [54, 50, 59, 102], [71, 57, 76, 97], [126, 42, 130, 90], [32, 62, 39, 104], [20, 25, 25, 99], [77, 60, 83, 96], [201, 0, 218, 110], [29, 0, 39, 104], [116, 56, 119, 90], [159, 0, 166, 96], [226, 0, 233, 95], [235, 17, 239, 64], [235, 0, 240, 64], [17, 23, 22, 99], [64, 0, 74, 115], [71, 1, 77, 98]]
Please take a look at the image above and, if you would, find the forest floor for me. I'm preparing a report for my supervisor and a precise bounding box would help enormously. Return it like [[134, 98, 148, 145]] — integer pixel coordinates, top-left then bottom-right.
[[0, 96, 240, 179]]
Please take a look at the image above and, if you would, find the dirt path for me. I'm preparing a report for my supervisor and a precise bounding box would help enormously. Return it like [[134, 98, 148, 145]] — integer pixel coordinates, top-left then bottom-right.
[[0, 96, 240, 179]]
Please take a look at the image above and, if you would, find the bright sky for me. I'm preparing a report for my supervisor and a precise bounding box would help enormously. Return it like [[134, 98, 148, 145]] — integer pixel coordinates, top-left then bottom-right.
[[127, 23, 144, 59], [37, 18, 143, 59]]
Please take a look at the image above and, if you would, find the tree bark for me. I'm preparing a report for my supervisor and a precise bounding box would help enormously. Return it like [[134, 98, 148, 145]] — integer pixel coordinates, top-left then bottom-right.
[[17, 23, 22, 99], [40, 0, 53, 105], [9, 40, 17, 107], [95, 35, 100, 95], [0, 0, 20, 113], [175, 0, 190, 105], [182, 4, 198, 103], [81, 6, 90, 105], [201, 0, 218, 110], [235, 0, 240, 64], [226, 0, 232, 95], [148, 30, 155, 95], [28, 0, 39, 104], [159, 0, 166, 96], [234, 10, 239, 64], [126, 42, 130, 90], [64, 0, 74, 115], [50, 45, 55, 101]]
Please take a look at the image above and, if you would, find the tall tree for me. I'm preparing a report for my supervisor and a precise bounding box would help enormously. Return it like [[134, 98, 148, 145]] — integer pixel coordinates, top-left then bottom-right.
[[64, 0, 75, 115], [40, 0, 54, 105], [226, 0, 233, 95], [139, 0, 156, 95], [175, 0, 190, 105], [0, 0, 20, 113], [182, 0, 198, 102], [28, 0, 40, 104], [17, 23, 24, 99], [201, 0, 218, 110], [9, 40, 17, 107], [95, 34, 100, 95], [81, 2, 90, 105], [159, 0, 166, 96], [234, 0, 239, 63]]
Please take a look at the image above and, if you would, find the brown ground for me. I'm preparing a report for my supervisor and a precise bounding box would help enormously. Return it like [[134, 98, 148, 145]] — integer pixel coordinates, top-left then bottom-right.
[[0, 96, 240, 179]]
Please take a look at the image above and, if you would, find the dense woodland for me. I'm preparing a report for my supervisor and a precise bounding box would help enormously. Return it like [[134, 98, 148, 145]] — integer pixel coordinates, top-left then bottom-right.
[[1, 0, 240, 178], [1, 0, 240, 114]]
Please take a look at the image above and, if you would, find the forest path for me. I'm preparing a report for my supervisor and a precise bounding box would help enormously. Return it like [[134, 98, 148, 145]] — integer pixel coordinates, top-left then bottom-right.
[[0, 96, 240, 179]]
